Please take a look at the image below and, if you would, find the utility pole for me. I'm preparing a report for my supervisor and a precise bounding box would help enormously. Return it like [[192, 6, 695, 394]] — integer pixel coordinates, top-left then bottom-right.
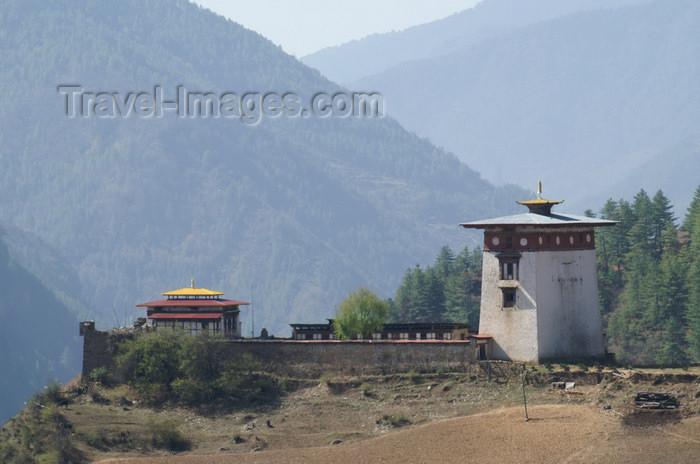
[[250, 289, 254, 338], [521, 363, 529, 421]]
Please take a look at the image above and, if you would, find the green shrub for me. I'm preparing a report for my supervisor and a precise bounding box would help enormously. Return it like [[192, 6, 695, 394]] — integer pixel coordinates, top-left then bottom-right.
[[89, 389, 110, 405], [40, 406, 65, 426], [147, 420, 191, 451], [89, 366, 111, 385], [35, 450, 60, 464], [0, 442, 27, 464], [377, 413, 411, 428], [75, 427, 135, 452], [75, 429, 104, 450], [116, 330, 184, 389], [113, 331, 279, 408], [171, 378, 209, 406], [360, 383, 373, 397], [406, 369, 421, 383]]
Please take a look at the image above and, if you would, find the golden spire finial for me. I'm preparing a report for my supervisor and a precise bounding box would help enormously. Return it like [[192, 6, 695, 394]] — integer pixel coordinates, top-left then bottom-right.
[[537, 181, 542, 199], [191, 278, 195, 288]]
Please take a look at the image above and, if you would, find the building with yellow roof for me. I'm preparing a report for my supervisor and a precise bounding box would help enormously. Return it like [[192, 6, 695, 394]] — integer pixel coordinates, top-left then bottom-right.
[[137, 280, 249, 337]]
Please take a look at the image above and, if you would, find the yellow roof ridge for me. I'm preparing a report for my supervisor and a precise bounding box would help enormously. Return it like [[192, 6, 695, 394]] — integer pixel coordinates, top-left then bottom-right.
[[516, 197, 564, 206], [163, 287, 224, 296], [516, 180, 563, 207]]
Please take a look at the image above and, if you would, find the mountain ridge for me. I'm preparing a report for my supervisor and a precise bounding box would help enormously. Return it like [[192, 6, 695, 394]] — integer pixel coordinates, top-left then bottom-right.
[[0, 0, 525, 337], [302, 0, 648, 84], [348, 0, 700, 211], [0, 228, 81, 424]]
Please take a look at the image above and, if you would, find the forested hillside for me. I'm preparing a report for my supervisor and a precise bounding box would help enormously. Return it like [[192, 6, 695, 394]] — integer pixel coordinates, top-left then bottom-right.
[[597, 187, 700, 366], [0, 230, 81, 424], [349, 0, 700, 212], [388, 245, 482, 328], [0, 0, 525, 336]]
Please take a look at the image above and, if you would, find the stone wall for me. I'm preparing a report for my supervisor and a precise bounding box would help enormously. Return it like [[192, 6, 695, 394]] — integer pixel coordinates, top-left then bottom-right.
[[80, 321, 135, 379], [79, 322, 478, 378]]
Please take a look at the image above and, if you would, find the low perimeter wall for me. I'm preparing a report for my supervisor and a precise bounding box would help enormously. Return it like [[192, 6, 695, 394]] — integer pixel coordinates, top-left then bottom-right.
[[80, 322, 478, 377]]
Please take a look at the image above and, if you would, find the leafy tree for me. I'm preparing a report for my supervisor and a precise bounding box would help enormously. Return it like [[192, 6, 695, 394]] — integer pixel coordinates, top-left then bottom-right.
[[115, 330, 276, 407], [333, 287, 389, 339], [115, 329, 184, 394]]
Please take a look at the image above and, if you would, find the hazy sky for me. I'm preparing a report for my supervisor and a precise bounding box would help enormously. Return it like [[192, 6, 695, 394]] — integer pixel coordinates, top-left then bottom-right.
[[194, 0, 482, 57]]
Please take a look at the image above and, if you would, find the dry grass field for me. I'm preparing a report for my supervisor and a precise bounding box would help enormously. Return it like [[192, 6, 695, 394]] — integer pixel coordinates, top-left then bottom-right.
[[4, 366, 700, 463], [96, 404, 700, 464]]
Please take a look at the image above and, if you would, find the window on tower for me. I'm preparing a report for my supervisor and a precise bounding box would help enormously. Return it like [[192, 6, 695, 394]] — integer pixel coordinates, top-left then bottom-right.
[[502, 288, 516, 308], [497, 252, 520, 280]]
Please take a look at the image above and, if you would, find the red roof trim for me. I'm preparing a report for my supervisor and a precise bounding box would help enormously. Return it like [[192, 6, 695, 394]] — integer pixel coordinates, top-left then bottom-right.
[[148, 313, 223, 320], [137, 299, 248, 308]]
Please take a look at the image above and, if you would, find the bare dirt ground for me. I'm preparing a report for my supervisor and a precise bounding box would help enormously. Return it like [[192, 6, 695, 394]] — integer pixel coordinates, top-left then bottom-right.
[[72, 367, 700, 464], [96, 404, 700, 464]]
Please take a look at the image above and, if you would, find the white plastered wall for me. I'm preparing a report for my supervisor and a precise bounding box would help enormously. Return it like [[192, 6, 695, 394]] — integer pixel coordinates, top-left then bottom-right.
[[478, 251, 539, 362], [479, 249, 605, 362], [535, 249, 605, 360]]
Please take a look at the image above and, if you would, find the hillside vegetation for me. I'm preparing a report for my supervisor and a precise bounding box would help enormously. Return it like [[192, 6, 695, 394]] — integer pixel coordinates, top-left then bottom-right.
[[2, 361, 699, 463], [0, 0, 524, 338], [0, 231, 81, 424], [597, 187, 700, 365]]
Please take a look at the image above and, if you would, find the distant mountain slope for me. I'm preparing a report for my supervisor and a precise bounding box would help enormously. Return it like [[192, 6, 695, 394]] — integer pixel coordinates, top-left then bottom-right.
[[0, 230, 81, 424], [352, 0, 700, 211], [302, 0, 647, 84], [0, 0, 526, 336], [588, 137, 700, 214]]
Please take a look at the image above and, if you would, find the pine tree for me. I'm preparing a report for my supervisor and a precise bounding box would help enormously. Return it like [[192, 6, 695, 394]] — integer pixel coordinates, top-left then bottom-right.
[[443, 246, 481, 327], [425, 267, 445, 322], [651, 190, 676, 256], [684, 211, 700, 361], [433, 245, 455, 280], [629, 189, 653, 253], [686, 255, 700, 361], [658, 221, 687, 322], [657, 316, 689, 367], [408, 265, 430, 322], [391, 266, 417, 323], [608, 190, 684, 365], [390, 245, 482, 325], [683, 185, 700, 236]]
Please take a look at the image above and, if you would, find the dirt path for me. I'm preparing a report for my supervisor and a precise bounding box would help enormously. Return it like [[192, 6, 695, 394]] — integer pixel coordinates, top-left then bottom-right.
[[95, 404, 700, 464]]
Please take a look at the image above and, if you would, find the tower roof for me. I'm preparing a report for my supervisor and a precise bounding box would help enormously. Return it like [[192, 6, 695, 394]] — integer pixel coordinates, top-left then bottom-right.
[[461, 182, 616, 229], [515, 181, 563, 215], [460, 212, 616, 229]]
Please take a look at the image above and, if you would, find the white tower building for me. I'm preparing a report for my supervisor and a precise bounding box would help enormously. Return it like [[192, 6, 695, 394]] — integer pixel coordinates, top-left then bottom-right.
[[461, 186, 615, 363]]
